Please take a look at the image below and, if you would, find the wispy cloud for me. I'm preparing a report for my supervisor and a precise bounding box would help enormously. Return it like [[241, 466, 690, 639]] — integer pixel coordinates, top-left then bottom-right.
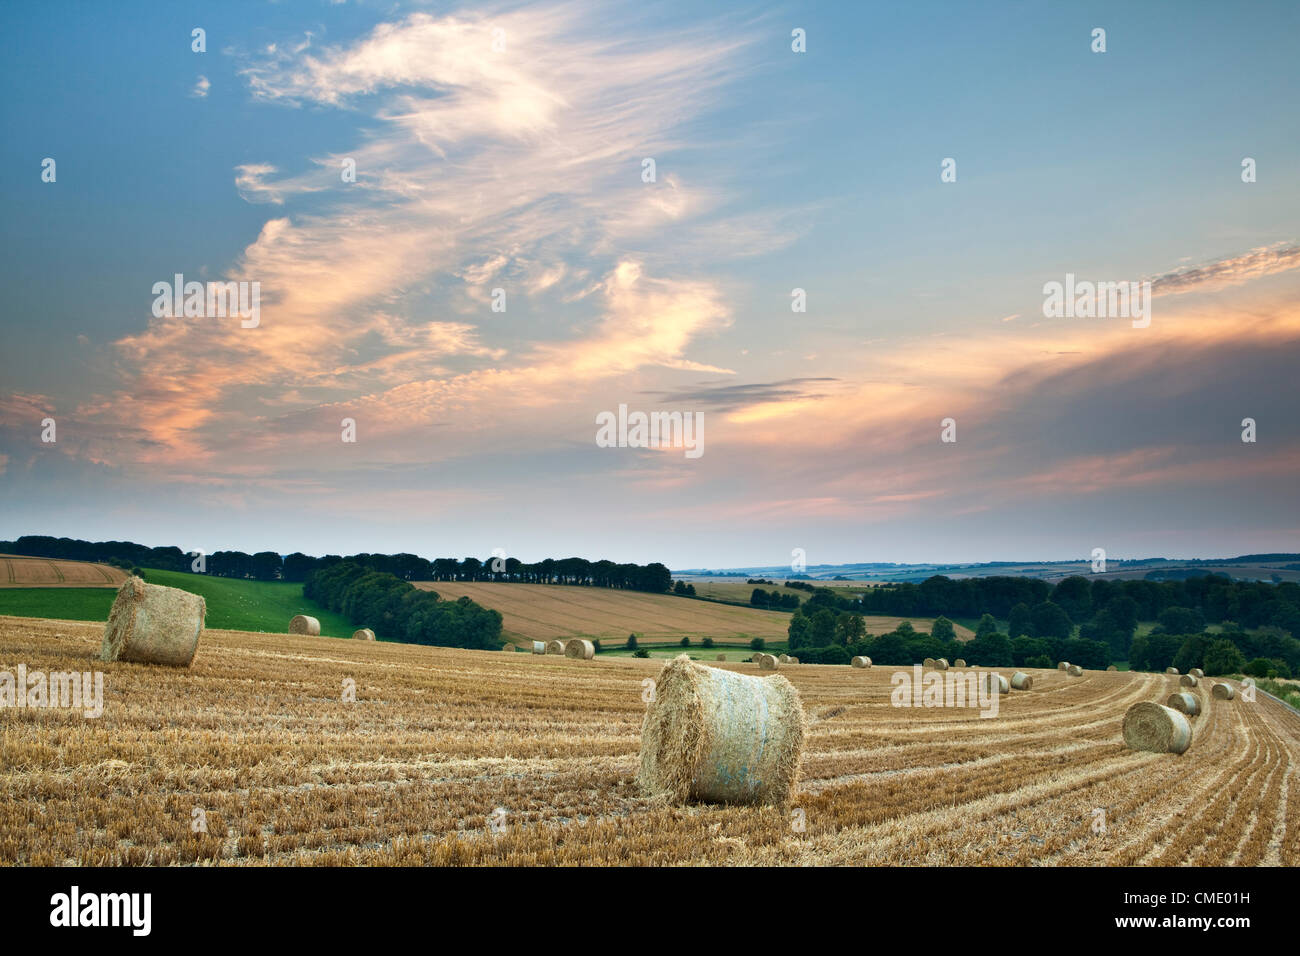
[[1151, 242, 1300, 296]]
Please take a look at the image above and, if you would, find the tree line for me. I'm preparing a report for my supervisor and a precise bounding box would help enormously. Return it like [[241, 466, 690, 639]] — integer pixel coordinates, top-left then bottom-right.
[[304, 562, 503, 649], [784, 573, 1300, 675], [1, 535, 675, 592]]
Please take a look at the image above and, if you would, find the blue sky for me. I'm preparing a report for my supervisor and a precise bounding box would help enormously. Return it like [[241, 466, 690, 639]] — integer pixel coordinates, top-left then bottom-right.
[[2, 0, 1298, 567]]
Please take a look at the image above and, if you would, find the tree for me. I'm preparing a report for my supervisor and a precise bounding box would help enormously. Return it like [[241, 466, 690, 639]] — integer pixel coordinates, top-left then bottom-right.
[[975, 613, 998, 638], [1156, 606, 1204, 635], [626, 633, 638, 650], [680, 636, 690, 647], [965, 632, 1014, 667], [1051, 576, 1093, 622], [1030, 601, 1073, 641], [930, 616, 956, 642], [1203, 639, 1246, 676], [835, 613, 866, 646], [750, 588, 769, 608], [750, 637, 765, 651], [1007, 603, 1032, 640], [1172, 634, 1213, 674], [810, 609, 837, 647], [702, 637, 714, 648], [787, 613, 812, 651]]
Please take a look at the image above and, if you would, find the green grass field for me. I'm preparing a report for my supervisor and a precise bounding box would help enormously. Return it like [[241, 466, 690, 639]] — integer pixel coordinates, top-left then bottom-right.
[[0, 569, 354, 638], [0, 587, 117, 621]]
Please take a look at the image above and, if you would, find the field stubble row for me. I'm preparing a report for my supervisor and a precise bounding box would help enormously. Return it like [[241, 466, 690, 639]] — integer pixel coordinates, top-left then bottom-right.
[[1, 615, 1296, 866]]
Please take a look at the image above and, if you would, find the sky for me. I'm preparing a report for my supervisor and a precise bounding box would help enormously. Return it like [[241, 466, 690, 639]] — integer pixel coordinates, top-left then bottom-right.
[[2, 0, 1298, 569]]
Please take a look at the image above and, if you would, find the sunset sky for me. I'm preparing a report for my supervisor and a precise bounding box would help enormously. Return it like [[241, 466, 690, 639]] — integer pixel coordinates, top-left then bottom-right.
[[2, 1, 1298, 568]]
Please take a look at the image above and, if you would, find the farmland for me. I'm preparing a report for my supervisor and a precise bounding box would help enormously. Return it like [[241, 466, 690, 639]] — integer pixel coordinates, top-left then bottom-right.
[[0, 570, 352, 638], [416, 581, 972, 646], [415, 581, 791, 646], [1, 614, 1296, 866], [0, 555, 125, 588]]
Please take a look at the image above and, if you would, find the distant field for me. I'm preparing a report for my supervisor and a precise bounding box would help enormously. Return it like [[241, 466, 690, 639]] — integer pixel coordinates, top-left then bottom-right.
[[416, 581, 973, 645], [0, 588, 117, 621], [0, 569, 353, 638], [0, 555, 125, 588], [415, 581, 791, 646], [688, 580, 864, 605]]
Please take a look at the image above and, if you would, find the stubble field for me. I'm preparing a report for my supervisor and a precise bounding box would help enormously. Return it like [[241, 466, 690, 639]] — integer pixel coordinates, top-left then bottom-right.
[[1, 614, 1296, 866], [0, 556, 125, 588], [416, 581, 971, 646]]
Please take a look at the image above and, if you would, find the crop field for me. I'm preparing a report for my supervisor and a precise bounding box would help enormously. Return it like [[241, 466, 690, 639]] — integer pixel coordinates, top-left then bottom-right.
[[2, 613, 1296, 866], [0, 569, 352, 638], [414, 581, 792, 646], [415, 581, 971, 645], [0, 556, 125, 588]]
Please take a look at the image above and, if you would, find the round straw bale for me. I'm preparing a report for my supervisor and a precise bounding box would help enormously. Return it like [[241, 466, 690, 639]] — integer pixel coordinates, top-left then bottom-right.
[[1011, 671, 1033, 690], [1166, 667, 1179, 675], [1122, 701, 1192, 754], [1058, 661, 1069, 671], [532, 640, 546, 654], [715, 654, 726, 661], [1067, 664, 1084, 676], [1107, 665, 1118, 671], [1189, 667, 1204, 678], [758, 653, 779, 670], [1211, 682, 1236, 700], [786, 656, 799, 664], [545, 639, 566, 655], [923, 657, 935, 668], [935, 658, 949, 671], [352, 628, 376, 641], [100, 576, 205, 667], [638, 655, 805, 806], [1179, 674, 1198, 687], [1166, 691, 1201, 717], [982, 672, 1010, 695], [954, 659, 966, 668], [851, 656, 872, 668], [289, 614, 320, 636], [778, 654, 790, 664], [565, 638, 595, 660]]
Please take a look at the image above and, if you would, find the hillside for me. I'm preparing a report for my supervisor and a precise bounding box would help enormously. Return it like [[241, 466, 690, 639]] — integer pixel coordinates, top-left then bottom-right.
[[0, 554, 126, 588], [3, 615, 1295, 865], [0, 569, 352, 637], [414, 580, 790, 645]]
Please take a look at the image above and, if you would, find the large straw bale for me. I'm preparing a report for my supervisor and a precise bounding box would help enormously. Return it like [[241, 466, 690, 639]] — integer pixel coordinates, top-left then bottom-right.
[[1011, 671, 1033, 690], [851, 656, 872, 668], [100, 576, 205, 667], [352, 628, 376, 642], [1166, 691, 1201, 717], [546, 640, 566, 655], [1212, 682, 1236, 700], [565, 638, 595, 660], [638, 655, 804, 806], [1123, 701, 1192, 754], [289, 615, 320, 636], [532, 641, 546, 654]]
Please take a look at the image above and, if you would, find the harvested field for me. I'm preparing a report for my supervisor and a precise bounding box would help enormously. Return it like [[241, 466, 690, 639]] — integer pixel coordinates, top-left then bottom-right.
[[414, 581, 791, 646], [2, 614, 1297, 866], [0, 556, 125, 589]]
